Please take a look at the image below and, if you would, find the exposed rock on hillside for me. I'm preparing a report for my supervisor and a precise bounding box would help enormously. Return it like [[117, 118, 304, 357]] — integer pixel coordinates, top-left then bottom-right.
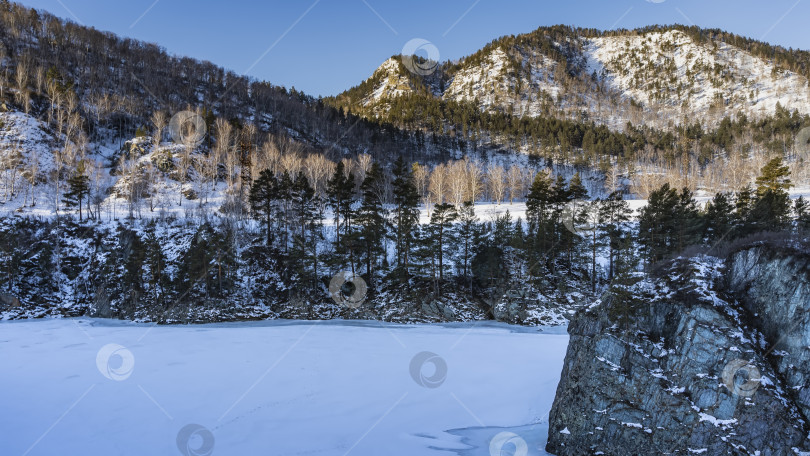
[[547, 255, 809, 455], [727, 245, 810, 422]]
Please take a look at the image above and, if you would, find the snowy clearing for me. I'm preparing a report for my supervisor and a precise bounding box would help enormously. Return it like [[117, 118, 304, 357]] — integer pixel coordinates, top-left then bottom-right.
[[0, 319, 569, 455]]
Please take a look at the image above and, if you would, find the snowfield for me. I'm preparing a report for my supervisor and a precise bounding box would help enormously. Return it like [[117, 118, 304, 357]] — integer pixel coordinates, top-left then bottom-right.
[[0, 319, 569, 455]]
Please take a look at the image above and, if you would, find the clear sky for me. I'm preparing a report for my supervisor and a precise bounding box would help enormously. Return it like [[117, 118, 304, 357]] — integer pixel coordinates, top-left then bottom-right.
[[14, 0, 810, 97]]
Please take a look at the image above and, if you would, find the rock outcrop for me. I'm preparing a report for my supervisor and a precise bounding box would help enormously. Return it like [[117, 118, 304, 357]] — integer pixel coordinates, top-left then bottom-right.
[[727, 245, 810, 423], [547, 254, 810, 455]]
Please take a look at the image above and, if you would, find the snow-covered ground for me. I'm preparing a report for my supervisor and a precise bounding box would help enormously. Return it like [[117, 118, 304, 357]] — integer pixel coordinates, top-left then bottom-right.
[[0, 319, 569, 455]]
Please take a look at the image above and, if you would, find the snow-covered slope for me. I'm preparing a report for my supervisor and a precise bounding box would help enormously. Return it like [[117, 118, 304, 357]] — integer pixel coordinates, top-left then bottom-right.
[[364, 58, 419, 107], [585, 29, 810, 127], [353, 28, 810, 130], [442, 47, 561, 118]]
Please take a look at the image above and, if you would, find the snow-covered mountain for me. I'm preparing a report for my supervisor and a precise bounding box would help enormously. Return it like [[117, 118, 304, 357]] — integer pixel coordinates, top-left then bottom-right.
[[343, 26, 810, 130]]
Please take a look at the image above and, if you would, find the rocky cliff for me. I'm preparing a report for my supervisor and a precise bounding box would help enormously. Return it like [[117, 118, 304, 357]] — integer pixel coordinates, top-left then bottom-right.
[[546, 252, 810, 455], [727, 245, 810, 423]]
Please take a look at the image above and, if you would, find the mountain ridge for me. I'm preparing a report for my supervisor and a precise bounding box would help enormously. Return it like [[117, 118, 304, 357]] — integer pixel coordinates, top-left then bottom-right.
[[332, 24, 810, 131]]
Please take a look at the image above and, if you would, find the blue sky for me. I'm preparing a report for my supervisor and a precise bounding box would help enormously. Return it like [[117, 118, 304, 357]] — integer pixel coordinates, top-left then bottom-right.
[[16, 0, 810, 97]]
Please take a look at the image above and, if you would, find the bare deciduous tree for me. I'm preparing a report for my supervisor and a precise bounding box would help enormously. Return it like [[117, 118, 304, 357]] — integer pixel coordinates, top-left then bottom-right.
[[15, 60, 29, 113], [507, 165, 524, 204], [151, 111, 166, 148], [429, 163, 448, 207], [487, 163, 506, 204], [464, 159, 484, 204]]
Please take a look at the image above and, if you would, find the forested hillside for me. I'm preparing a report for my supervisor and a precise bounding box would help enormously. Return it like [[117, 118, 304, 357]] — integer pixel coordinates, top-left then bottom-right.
[[0, 0, 470, 166], [330, 25, 810, 196], [0, 2, 809, 326]]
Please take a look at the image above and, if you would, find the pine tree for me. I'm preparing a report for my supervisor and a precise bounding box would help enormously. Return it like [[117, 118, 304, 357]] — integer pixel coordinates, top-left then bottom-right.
[[734, 185, 755, 237], [749, 158, 793, 232], [355, 163, 387, 280], [674, 187, 704, 252], [638, 183, 679, 264], [391, 156, 420, 280], [326, 161, 355, 268], [568, 173, 588, 201], [456, 201, 480, 290], [704, 192, 735, 243], [755, 157, 792, 196], [525, 171, 556, 270], [290, 172, 320, 285], [277, 171, 295, 254], [795, 196, 810, 235], [562, 174, 588, 273], [64, 160, 90, 221], [143, 225, 167, 307], [249, 169, 279, 246], [639, 184, 702, 264], [426, 203, 457, 288], [599, 191, 633, 281], [118, 227, 146, 312]]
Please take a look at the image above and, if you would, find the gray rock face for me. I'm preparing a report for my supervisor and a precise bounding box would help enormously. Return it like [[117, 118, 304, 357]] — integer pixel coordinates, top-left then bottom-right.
[[727, 246, 810, 423], [546, 255, 809, 455]]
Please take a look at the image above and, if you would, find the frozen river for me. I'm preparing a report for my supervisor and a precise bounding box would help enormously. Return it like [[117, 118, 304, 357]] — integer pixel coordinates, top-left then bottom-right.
[[0, 319, 569, 455]]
